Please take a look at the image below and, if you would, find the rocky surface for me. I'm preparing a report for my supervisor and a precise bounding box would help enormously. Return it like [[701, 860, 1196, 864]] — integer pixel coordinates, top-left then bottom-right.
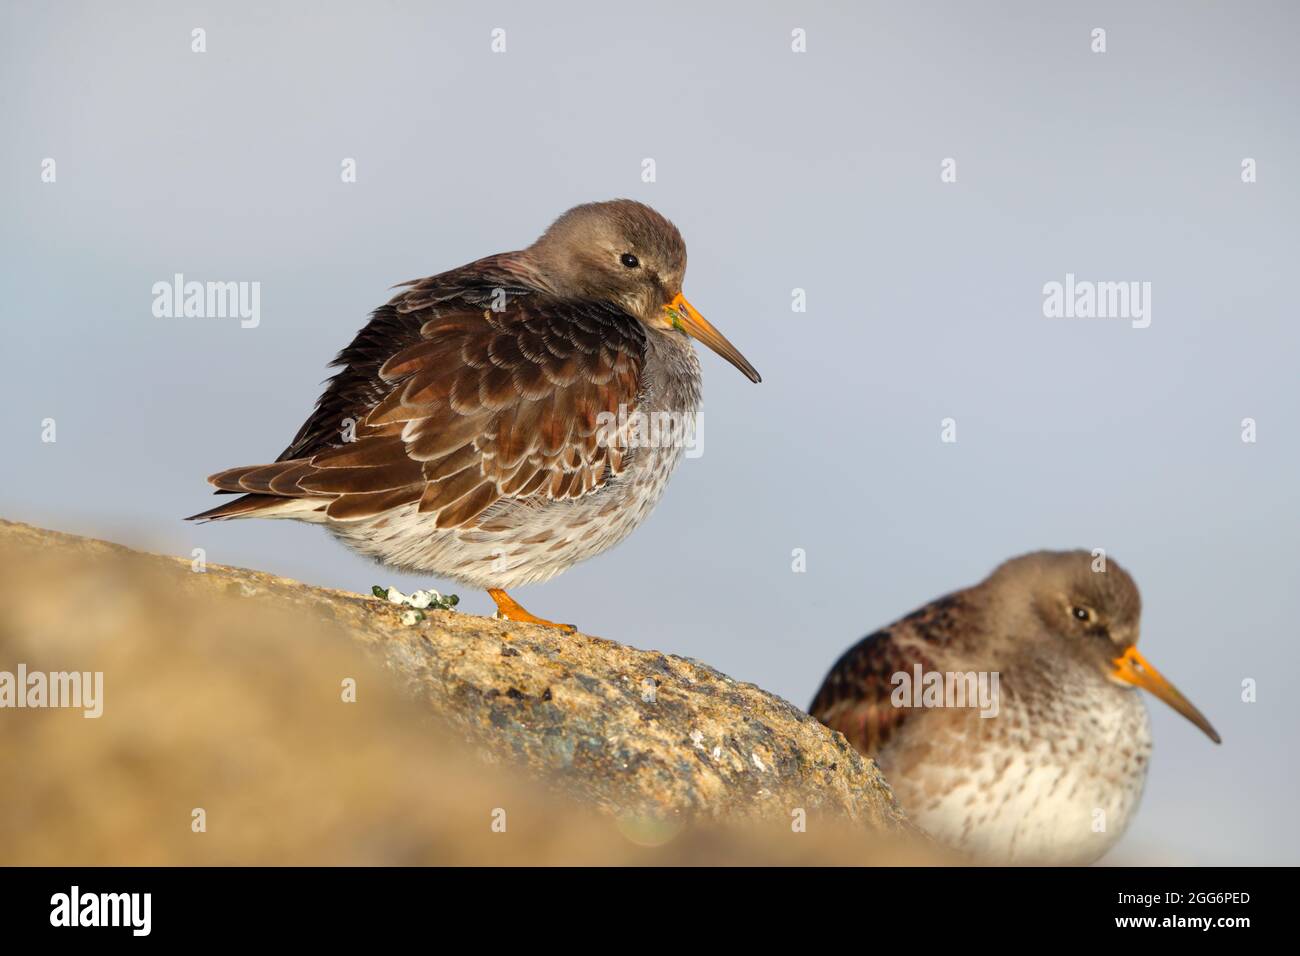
[[0, 519, 924, 864]]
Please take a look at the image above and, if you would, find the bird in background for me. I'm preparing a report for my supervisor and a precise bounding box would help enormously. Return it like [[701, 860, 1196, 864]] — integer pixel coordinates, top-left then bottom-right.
[[810, 551, 1220, 865], [188, 200, 760, 629]]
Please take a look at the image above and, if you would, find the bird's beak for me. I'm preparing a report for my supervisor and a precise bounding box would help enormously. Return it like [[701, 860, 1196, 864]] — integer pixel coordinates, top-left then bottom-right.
[[1111, 646, 1221, 743], [665, 293, 761, 383]]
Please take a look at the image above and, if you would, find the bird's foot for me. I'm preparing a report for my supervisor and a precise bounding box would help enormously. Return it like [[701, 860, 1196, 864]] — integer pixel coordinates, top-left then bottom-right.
[[486, 588, 576, 632]]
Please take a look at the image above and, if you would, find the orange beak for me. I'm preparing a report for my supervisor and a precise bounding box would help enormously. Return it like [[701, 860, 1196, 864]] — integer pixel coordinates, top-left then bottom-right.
[[1111, 646, 1221, 743], [666, 293, 761, 383]]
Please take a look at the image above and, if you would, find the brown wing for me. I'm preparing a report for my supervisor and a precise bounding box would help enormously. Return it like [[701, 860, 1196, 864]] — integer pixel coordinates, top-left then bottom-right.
[[809, 593, 970, 757], [273, 254, 541, 464], [194, 281, 647, 528]]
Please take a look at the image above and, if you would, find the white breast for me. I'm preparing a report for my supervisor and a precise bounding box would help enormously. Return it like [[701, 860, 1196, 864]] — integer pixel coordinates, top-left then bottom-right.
[[884, 674, 1153, 865], [327, 333, 703, 590]]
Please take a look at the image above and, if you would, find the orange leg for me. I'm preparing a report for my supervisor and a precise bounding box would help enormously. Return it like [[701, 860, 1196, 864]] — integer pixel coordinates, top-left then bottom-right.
[[486, 589, 576, 633]]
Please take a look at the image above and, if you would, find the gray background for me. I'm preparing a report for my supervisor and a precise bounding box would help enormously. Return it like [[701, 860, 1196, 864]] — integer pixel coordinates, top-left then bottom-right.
[[3, 0, 1296, 864]]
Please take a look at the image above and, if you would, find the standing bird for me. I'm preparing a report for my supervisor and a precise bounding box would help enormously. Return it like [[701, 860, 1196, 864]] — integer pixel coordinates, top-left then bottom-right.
[[810, 551, 1219, 864], [188, 200, 760, 629]]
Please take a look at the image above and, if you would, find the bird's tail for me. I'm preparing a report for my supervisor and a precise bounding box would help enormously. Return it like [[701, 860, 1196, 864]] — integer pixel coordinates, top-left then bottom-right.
[[185, 461, 330, 523], [185, 493, 328, 522]]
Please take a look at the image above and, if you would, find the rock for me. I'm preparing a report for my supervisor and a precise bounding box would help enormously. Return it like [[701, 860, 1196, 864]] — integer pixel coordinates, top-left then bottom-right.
[[0, 519, 925, 864]]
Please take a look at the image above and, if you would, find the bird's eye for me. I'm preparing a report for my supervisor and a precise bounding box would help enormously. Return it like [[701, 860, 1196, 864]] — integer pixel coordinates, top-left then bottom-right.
[[1071, 606, 1091, 622], [620, 253, 639, 269]]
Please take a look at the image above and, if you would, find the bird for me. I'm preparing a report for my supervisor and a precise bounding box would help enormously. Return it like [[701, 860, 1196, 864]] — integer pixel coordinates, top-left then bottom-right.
[[187, 200, 760, 630], [809, 551, 1219, 865]]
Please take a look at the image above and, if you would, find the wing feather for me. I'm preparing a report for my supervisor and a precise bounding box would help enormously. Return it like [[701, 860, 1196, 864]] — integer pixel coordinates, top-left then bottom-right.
[[194, 262, 648, 529], [809, 593, 973, 757]]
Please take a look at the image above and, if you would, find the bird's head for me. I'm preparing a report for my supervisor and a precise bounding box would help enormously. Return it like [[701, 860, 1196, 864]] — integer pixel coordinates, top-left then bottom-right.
[[529, 199, 760, 383], [992, 550, 1220, 743]]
